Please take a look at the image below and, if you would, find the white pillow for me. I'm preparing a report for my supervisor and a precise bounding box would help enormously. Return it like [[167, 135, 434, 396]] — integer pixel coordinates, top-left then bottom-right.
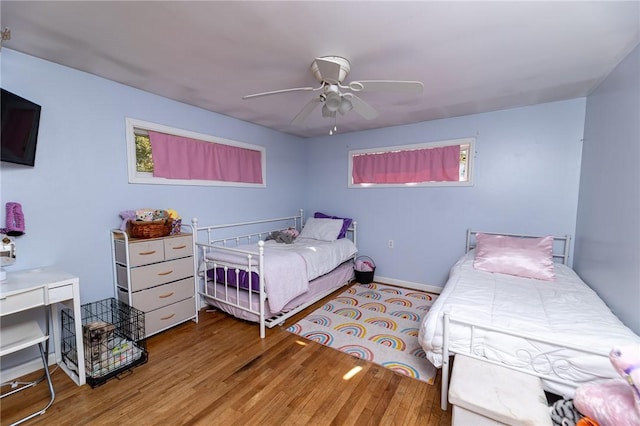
[[298, 217, 344, 241]]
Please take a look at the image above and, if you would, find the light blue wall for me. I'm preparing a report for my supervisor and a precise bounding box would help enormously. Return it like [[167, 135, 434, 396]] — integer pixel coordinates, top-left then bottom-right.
[[0, 49, 306, 304], [575, 44, 640, 334], [305, 99, 586, 288], [0, 49, 588, 303]]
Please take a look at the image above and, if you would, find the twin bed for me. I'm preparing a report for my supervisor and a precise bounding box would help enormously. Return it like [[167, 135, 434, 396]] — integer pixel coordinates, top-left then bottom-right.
[[190, 212, 639, 411], [192, 210, 357, 338], [418, 230, 640, 410]]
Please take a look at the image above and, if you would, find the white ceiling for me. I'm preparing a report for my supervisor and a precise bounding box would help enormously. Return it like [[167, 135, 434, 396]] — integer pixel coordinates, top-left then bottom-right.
[[2, 1, 639, 138]]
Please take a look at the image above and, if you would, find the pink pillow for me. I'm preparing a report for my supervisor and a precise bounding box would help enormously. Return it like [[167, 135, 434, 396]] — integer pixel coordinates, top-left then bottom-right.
[[473, 233, 555, 281]]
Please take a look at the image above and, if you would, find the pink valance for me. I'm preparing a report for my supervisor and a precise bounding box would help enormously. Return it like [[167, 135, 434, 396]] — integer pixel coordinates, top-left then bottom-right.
[[148, 131, 263, 184], [352, 145, 460, 184]]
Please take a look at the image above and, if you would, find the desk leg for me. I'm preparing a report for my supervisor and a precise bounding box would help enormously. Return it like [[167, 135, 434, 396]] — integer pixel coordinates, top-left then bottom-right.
[[52, 289, 86, 386], [72, 286, 86, 386], [51, 303, 61, 369]]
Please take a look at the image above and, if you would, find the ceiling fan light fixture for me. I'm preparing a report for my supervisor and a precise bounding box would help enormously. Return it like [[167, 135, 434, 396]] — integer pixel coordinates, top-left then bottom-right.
[[325, 90, 342, 111], [338, 97, 353, 115], [322, 104, 336, 118]]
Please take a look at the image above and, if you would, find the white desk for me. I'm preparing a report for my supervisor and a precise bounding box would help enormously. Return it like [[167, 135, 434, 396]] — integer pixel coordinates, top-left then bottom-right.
[[1, 267, 86, 386]]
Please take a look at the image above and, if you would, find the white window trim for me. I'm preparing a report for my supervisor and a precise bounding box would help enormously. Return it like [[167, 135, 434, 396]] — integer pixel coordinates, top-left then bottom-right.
[[125, 117, 266, 187], [348, 137, 475, 188]]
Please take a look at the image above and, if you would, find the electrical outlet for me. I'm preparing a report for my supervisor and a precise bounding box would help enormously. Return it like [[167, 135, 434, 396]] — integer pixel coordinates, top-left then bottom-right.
[[388, 240, 394, 249]]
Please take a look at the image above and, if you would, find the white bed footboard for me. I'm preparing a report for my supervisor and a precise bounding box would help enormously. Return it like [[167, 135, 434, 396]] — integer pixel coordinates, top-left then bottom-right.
[[440, 311, 611, 411]]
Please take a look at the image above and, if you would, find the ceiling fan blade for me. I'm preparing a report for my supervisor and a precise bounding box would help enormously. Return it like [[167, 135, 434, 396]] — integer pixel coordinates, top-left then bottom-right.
[[243, 86, 315, 100], [291, 97, 322, 125], [343, 93, 378, 120], [348, 80, 424, 94], [314, 57, 343, 84]]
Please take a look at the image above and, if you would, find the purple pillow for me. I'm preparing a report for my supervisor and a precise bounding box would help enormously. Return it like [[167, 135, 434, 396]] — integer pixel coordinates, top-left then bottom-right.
[[313, 212, 352, 239]]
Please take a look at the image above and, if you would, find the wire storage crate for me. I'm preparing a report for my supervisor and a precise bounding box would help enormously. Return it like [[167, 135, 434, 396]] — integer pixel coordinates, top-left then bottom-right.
[[61, 298, 147, 387]]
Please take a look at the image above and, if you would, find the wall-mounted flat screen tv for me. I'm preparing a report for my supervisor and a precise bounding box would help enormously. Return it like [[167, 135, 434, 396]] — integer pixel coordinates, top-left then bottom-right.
[[1, 89, 41, 166]]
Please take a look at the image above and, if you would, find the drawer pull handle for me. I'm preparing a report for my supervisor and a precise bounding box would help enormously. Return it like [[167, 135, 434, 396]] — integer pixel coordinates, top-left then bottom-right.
[[161, 313, 176, 321], [157, 270, 174, 276], [172, 245, 187, 250], [159, 292, 175, 299], [139, 250, 157, 256]]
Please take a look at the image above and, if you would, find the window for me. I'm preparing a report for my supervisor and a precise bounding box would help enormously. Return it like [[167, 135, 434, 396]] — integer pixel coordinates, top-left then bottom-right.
[[348, 137, 474, 188], [125, 118, 266, 187]]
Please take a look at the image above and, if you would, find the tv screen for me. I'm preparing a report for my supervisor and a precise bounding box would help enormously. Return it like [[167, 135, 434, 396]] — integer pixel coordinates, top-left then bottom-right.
[[1, 89, 41, 166]]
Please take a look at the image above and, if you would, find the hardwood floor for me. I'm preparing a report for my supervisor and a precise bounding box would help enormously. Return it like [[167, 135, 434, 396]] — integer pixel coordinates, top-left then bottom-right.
[[1, 286, 452, 425]]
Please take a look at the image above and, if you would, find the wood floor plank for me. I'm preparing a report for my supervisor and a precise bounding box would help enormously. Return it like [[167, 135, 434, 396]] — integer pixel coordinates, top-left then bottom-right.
[[1, 287, 452, 426]]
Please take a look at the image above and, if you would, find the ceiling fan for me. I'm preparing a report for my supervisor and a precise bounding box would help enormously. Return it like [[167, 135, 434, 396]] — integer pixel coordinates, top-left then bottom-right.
[[242, 56, 424, 126]]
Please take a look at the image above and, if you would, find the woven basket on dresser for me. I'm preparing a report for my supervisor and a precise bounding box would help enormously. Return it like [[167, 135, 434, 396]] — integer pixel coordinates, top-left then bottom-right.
[[127, 218, 173, 239]]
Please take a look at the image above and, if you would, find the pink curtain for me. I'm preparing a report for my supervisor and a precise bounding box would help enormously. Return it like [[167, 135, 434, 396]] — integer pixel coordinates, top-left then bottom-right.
[[352, 145, 460, 184], [148, 131, 263, 184]]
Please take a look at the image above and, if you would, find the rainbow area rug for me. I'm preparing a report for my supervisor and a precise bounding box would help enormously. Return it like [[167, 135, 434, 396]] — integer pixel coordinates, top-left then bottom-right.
[[286, 282, 438, 384]]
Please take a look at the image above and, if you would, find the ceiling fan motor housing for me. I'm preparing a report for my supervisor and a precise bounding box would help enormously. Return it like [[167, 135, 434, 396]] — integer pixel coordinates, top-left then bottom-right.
[[311, 56, 351, 84]]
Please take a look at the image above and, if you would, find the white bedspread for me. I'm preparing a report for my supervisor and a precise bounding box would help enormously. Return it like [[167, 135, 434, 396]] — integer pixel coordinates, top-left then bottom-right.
[[418, 250, 640, 396], [204, 237, 357, 312]]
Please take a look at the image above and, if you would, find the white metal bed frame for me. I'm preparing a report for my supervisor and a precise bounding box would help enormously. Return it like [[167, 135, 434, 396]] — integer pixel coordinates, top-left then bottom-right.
[[439, 230, 611, 410], [191, 209, 357, 338], [440, 312, 611, 410]]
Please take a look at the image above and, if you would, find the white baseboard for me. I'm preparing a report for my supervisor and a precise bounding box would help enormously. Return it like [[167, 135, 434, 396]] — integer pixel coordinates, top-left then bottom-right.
[[373, 275, 443, 294]]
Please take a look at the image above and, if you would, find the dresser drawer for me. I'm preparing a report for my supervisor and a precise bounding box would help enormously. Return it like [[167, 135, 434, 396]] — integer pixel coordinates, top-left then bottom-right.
[[128, 240, 165, 267], [145, 298, 196, 336], [115, 239, 166, 267], [119, 257, 193, 292], [119, 278, 194, 312], [164, 235, 193, 260]]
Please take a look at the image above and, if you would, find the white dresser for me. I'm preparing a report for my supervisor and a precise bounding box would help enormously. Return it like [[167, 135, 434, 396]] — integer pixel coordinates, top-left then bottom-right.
[[111, 230, 198, 337]]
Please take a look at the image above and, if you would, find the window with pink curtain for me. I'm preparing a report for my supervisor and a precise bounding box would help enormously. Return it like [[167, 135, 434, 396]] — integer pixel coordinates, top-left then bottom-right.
[[148, 131, 263, 184], [352, 145, 461, 184]]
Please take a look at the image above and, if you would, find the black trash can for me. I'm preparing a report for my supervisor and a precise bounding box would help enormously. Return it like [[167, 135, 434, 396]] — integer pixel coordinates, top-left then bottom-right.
[[354, 255, 376, 284]]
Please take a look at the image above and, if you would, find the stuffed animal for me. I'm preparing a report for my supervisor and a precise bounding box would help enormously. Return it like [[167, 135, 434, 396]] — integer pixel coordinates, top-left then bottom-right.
[[609, 345, 640, 414], [135, 208, 154, 221], [119, 210, 136, 230], [166, 209, 181, 220], [282, 227, 299, 238], [265, 228, 298, 244], [550, 399, 582, 426], [573, 344, 640, 426]]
